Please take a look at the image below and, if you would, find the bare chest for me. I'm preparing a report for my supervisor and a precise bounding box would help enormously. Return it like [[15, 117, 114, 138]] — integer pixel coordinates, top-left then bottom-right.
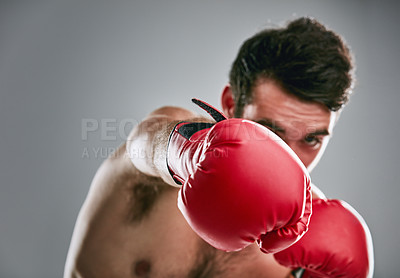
[[126, 187, 289, 278]]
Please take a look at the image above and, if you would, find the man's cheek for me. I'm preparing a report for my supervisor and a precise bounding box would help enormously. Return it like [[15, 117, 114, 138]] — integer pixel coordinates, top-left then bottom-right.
[[307, 143, 328, 172]]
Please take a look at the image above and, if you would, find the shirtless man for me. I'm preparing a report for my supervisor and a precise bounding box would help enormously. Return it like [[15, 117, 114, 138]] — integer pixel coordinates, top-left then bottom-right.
[[64, 17, 373, 278]]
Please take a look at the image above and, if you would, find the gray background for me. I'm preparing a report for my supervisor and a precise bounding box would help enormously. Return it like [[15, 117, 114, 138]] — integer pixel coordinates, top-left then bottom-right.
[[0, 0, 398, 277]]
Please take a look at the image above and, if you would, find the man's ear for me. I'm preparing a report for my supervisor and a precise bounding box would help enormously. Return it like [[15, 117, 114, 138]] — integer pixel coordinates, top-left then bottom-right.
[[221, 84, 235, 118]]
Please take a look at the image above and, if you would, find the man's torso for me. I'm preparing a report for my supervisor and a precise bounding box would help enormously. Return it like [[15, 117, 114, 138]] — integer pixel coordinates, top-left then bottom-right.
[[66, 144, 289, 278]]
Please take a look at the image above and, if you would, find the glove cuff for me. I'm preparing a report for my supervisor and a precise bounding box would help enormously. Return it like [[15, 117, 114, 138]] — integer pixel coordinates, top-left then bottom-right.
[[166, 121, 214, 185], [166, 98, 227, 185]]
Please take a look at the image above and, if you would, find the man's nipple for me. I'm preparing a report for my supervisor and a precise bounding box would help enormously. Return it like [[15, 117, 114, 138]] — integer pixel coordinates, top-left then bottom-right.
[[134, 259, 151, 276]]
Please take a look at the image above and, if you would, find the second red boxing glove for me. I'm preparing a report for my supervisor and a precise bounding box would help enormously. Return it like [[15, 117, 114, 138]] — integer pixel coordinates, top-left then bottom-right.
[[274, 199, 374, 278]]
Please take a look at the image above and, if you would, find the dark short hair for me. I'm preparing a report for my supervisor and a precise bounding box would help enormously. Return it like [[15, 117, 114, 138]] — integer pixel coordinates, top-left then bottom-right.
[[229, 17, 354, 117]]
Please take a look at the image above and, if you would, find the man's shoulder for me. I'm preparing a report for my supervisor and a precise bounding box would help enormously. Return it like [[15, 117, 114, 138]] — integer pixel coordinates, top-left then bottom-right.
[[82, 142, 170, 223]]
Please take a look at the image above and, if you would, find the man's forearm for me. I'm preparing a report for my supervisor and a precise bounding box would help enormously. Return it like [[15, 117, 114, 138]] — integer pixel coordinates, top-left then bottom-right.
[[126, 106, 201, 186], [127, 115, 177, 185]]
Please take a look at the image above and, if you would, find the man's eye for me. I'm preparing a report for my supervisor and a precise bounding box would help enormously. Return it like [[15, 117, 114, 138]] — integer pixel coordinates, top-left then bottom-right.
[[304, 136, 321, 147]]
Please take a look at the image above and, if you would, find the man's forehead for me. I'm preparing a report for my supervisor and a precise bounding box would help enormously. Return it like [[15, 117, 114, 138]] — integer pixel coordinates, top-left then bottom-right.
[[243, 82, 336, 134], [254, 116, 332, 138], [245, 100, 333, 123], [270, 116, 330, 130]]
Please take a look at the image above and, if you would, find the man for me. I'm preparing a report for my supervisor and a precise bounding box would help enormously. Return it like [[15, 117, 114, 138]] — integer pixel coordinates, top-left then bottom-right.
[[64, 17, 373, 277]]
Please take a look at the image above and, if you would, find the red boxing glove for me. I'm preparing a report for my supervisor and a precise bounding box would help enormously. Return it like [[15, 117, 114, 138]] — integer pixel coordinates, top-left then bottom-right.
[[167, 99, 312, 252], [274, 199, 374, 278]]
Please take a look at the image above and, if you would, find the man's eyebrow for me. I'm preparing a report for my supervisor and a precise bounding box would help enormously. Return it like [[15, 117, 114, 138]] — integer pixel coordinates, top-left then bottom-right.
[[255, 118, 331, 137], [254, 119, 285, 133], [307, 129, 331, 137]]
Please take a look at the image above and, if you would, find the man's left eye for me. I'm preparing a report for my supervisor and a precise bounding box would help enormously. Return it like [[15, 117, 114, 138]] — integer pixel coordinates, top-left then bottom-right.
[[304, 136, 321, 147]]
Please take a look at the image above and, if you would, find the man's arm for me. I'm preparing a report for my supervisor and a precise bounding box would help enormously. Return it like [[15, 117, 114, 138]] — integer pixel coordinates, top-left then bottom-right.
[[126, 106, 205, 185], [64, 145, 144, 278], [64, 106, 204, 277]]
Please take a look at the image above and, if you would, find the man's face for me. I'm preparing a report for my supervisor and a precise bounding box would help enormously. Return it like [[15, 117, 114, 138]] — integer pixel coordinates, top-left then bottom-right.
[[230, 80, 337, 172]]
